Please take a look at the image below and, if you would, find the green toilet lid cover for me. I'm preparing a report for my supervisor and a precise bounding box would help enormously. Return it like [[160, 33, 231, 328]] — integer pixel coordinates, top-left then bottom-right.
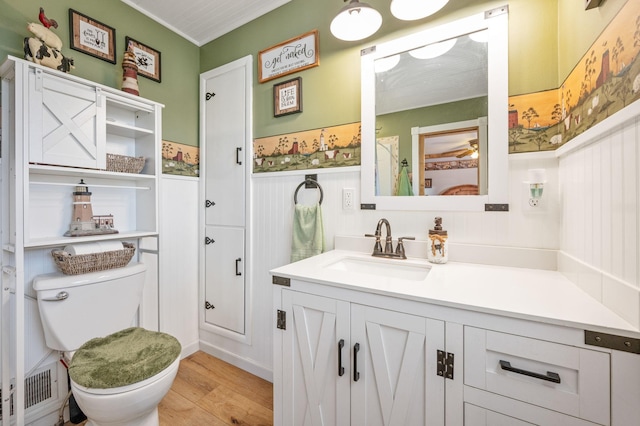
[[69, 327, 181, 389]]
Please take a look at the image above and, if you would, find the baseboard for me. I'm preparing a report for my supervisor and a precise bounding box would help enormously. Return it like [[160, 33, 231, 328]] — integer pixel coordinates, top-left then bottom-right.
[[180, 340, 200, 359], [198, 341, 273, 382]]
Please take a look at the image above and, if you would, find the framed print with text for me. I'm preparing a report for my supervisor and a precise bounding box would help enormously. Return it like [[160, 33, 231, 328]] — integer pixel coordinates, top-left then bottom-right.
[[69, 9, 116, 63], [274, 77, 302, 117], [125, 37, 161, 82]]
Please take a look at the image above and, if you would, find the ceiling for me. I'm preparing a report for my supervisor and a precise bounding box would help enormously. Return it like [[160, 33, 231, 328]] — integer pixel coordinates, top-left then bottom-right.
[[121, 0, 291, 46]]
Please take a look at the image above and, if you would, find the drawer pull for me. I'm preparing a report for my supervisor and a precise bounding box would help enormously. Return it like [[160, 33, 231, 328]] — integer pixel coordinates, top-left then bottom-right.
[[353, 343, 360, 382], [338, 339, 345, 377], [499, 360, 561, 384]]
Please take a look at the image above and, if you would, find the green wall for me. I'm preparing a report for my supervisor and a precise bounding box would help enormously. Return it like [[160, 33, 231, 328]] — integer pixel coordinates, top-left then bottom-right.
[[200, 0, 626, 142], [377, 97, 488, 165], [198, 0, 556, 140], [0, 0, 199, 147], [1, 0, 625, 150]]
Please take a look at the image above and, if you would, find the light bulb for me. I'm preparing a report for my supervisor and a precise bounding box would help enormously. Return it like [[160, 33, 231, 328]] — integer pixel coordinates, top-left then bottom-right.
[[330, 0, 382, 41]]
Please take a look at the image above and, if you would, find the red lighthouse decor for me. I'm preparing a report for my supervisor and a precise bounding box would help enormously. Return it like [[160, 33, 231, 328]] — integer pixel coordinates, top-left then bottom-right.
[[121, 46, 139, 96], [64, 180, 118, 237]]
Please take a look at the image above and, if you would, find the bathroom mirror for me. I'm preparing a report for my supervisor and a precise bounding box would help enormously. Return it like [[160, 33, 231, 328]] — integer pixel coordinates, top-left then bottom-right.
[[361, 8, 509, 211]]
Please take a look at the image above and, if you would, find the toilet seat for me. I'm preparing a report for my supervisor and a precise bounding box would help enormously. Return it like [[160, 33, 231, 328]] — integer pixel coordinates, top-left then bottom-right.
[[71, 357, 180, 395], [69, 327, 181, 391]]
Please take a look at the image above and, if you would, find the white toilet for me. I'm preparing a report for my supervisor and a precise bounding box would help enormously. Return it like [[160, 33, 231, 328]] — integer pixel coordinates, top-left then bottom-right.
[[33, 263, 181, 426]]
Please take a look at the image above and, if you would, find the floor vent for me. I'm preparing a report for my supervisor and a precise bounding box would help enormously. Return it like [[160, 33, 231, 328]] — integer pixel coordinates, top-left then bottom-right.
[[25, 368, 52, 409], [0, 365, 54, 420]]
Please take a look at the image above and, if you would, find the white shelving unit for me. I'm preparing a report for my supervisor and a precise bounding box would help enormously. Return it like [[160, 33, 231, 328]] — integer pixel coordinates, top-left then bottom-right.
[[0, 56, 163, 425]]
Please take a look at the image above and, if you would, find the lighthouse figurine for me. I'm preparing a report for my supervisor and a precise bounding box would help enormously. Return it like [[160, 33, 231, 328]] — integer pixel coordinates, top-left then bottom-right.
[[64, 180, 118, 237]]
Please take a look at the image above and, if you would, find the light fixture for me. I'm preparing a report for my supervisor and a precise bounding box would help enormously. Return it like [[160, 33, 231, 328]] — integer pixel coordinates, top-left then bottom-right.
[[374, 54, 400, 73], [330, 0, 382, 41], [390, 0, 449, 21], [526, 169, 546, 207], [409, 38, 456, 59]]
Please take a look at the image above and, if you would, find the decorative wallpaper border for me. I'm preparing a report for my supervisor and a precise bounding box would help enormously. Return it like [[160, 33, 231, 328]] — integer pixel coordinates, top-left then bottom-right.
[[508, 0, 640, 154], [252, 122, 361, 173], [162, 140, 199, 177]]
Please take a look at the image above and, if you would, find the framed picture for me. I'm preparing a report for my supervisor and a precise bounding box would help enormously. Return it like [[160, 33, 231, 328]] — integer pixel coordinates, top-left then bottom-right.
[[259, 30, 319, 83], [274, 77, 302, 117], [425, 178, 433, 189], [125, 37, 161, 82], [69, 9, 116, 63]]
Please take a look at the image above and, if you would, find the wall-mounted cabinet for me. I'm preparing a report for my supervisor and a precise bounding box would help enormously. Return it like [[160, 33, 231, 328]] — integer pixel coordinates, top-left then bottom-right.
[[199, 56, 252, 341], [0, 56, 162, 425]]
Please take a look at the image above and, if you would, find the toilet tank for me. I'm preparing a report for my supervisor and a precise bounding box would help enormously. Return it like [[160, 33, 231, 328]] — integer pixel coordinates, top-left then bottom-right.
[[33, 263, 147, 351]]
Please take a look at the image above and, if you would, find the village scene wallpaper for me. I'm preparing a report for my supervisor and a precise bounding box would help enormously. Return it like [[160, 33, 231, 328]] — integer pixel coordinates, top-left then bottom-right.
[[162, 140, 199, 177], [252, 122, 361, 173], [509, 0, 640, 153]]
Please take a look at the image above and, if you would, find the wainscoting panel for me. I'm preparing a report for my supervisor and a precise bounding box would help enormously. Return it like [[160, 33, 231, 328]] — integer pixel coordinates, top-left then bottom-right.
[[558, 110, 639, 328]]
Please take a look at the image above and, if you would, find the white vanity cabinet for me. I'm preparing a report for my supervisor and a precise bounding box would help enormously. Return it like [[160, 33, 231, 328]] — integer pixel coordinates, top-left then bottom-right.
[[1, 56, 162, 425], [271, 250, 640, 426], [274, 281, 460, 426]]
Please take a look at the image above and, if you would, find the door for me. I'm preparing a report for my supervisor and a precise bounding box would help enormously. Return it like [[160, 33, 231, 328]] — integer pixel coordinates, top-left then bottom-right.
[[351, 304, 445, 426], [202, 61, 246, 228], [282, 290, 351, 426], [204, 226, 245, 334], [200, 56, 251, 338], [28, 68, 105, 169]]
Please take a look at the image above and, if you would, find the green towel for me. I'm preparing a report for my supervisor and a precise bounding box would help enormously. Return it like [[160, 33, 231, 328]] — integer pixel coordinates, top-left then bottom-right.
[[291, 203, 325, 262], [396, 167, 414, 196]]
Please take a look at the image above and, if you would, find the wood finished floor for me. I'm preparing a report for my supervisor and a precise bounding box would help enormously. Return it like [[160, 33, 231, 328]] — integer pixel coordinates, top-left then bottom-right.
[[65, 351, 273, 426]]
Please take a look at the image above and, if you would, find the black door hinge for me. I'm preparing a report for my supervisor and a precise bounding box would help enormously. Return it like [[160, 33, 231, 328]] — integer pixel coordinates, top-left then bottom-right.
[[437, 350, 454, 380], [277, 310, 286, 330]]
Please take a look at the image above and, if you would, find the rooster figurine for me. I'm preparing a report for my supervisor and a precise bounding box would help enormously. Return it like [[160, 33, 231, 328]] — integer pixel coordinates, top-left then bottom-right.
[[38, 7, 58, 29]]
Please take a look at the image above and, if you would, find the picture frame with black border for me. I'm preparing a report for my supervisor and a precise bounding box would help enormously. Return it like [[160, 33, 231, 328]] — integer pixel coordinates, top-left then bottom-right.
[[69, 9, 116, 64], [274, 77, 302, 117], [125, 36, 162, 82]]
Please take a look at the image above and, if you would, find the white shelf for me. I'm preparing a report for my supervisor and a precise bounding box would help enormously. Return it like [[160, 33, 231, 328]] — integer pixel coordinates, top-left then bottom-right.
[[29, 164, 156, 180], [106, 120, 154, 138], [25, 231, 159, 249], [30, 181, 151, 190]]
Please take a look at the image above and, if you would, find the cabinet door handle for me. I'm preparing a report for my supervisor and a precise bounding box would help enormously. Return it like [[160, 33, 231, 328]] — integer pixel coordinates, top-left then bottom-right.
[[499, 360, 561, 384], [235, 258, 242, 276], [236, 147, 242, 165], [338, 339, 345, 377], [353, 343, 360, 382]]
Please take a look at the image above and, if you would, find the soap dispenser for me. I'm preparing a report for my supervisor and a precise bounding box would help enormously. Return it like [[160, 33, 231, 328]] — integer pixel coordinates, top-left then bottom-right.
[[428, 217, 448, 264]]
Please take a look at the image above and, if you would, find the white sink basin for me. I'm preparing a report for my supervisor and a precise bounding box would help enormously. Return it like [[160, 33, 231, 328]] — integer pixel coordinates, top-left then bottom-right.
[[325, 256, 431, 281]]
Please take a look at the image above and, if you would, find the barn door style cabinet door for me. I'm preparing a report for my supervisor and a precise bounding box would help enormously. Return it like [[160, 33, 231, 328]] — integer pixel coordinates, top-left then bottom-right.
[[27, 67, 106, 169], [279, 288, 449, 426], [0, 56, 162, 425], [199, 56, 252, 338]]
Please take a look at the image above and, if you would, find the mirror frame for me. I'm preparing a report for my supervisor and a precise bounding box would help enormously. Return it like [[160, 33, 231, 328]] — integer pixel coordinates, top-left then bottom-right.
[[360, 8, 509, 211]]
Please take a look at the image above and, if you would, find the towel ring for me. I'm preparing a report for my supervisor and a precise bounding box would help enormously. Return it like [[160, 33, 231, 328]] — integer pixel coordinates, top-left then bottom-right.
[[294, 178, 323, 205]]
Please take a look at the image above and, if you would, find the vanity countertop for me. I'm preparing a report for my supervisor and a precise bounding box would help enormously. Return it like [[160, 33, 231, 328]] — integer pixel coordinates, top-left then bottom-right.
[[270, 249, 638, 338]]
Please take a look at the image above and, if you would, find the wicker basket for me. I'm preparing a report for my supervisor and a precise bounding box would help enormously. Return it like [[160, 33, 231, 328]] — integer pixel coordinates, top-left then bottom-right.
[[106, 154, 145, 174], [51, 242, 135, 275]]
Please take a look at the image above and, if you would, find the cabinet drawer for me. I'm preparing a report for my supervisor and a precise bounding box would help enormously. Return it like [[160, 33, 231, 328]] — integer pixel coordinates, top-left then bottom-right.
[[464, 327, 610, 425]]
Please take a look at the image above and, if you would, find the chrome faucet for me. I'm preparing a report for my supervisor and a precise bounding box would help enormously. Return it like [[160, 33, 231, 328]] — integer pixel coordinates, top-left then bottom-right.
[[365, 218, 415, 259]]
